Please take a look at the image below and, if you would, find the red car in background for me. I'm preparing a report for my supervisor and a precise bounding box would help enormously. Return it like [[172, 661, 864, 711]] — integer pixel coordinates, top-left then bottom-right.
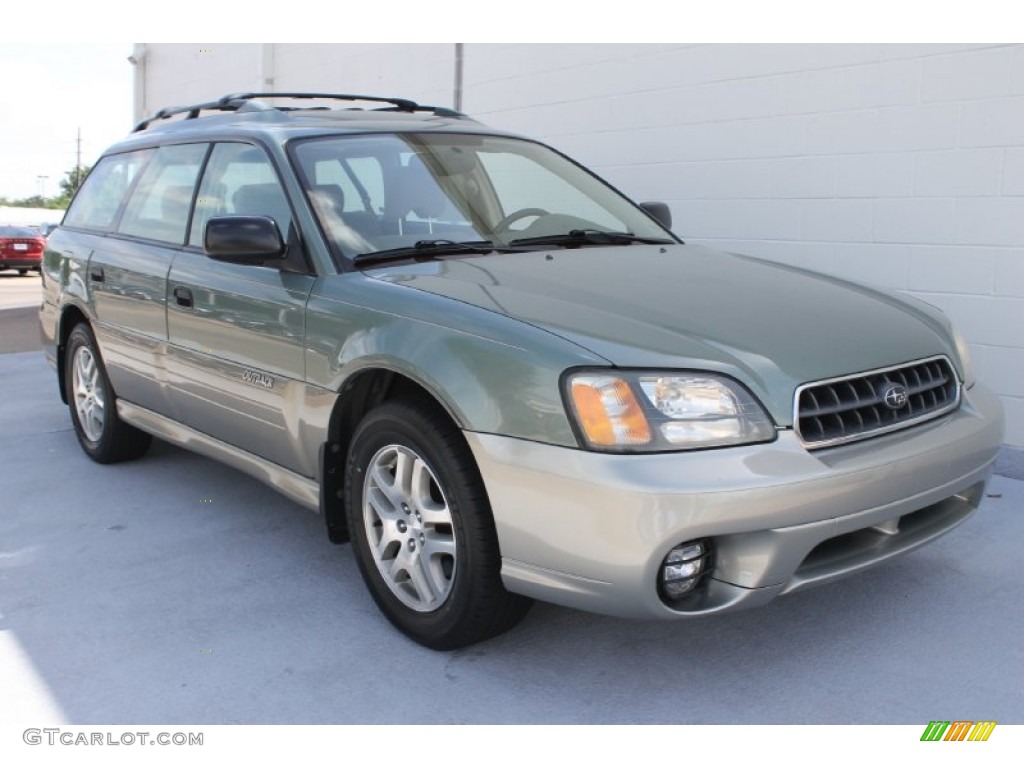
[[0, 225, 45, 275]]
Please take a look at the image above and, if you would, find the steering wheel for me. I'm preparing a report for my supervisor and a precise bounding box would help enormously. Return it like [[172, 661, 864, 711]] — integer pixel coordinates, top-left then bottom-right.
[[493, 207, 550, 232]]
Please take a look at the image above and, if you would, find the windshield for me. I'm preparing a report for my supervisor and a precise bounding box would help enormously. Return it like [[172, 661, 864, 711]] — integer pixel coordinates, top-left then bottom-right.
[[290, 133, 675, 261]]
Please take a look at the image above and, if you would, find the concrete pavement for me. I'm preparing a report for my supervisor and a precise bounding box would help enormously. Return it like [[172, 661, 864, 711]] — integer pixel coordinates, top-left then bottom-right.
[[0, 348, 1021, 724], [0, 272, 43, 354], [0, 270, 42, 308]]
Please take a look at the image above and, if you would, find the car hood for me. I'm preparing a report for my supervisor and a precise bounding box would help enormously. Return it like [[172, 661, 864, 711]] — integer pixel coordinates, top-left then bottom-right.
[[366, 244, 959, 424]]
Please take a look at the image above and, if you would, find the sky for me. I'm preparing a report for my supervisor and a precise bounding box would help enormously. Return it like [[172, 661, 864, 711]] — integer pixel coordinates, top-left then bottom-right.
[[0, 44, 134, 201]]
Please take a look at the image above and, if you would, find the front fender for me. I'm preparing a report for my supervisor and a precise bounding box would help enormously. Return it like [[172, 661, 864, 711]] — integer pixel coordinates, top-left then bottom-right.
[[305, 273, 608, 447]]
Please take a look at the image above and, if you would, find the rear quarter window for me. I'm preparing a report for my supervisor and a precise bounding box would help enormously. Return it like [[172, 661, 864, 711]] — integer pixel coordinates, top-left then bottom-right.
[[63, 150, 153, 232]]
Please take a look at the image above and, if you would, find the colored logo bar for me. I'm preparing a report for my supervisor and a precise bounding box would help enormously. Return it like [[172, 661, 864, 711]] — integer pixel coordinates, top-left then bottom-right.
[[920, 721, 997, 742]]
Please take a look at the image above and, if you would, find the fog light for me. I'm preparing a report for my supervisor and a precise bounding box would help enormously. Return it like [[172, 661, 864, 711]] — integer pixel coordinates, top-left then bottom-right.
[[659, 539, 711, 602]]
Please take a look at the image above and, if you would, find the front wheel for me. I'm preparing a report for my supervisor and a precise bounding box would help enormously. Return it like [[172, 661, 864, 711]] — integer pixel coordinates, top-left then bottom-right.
[[345, 400, 531, 650]]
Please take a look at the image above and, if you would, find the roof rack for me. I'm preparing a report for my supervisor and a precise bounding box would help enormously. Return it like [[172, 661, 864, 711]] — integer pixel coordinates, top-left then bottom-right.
[[132, 92, 466, 132]]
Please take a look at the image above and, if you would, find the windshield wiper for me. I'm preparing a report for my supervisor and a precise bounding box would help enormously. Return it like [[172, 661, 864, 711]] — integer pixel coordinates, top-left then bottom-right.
[[353, 239, 506, 266], [509, 229, 675, 248]]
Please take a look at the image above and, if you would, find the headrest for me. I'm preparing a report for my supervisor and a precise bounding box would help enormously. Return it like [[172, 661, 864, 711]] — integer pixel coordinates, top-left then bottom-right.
[[390, 161, 448, 220]]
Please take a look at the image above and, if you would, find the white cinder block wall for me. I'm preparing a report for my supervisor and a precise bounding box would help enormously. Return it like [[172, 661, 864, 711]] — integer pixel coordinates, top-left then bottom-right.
[[133, 44, 455, 124], [137, 43, 1024, 448], [137, 44, 263, 120]]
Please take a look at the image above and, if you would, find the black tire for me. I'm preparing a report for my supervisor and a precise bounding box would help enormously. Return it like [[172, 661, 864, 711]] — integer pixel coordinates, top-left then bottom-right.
[[18, 269, 28, 275], [345, 399, 531, 650], [65, 323, 152, 464]]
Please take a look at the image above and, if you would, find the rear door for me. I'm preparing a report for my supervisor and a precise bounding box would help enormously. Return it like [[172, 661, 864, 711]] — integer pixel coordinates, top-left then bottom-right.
[[92, 143, 208, 415], [166, 142, 316, 475], [65, 145, 210, 416]]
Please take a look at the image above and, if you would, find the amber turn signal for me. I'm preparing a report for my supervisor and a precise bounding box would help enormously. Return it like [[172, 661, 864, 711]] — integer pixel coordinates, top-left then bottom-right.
[[569, 376, 652, 447]]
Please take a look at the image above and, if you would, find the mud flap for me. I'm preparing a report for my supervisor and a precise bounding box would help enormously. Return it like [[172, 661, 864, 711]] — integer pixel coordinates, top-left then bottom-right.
[[320, 440, 349, 543]]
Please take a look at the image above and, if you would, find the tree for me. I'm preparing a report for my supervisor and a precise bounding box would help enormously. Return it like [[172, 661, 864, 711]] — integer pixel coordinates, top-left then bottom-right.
[[58, 164, 92, 201], [0, 164, 91, 210], [0, 194, 65, 210]]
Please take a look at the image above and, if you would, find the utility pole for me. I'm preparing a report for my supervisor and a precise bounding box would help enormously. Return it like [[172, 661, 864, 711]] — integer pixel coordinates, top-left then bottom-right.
[[454, 44, 464, 112], [75, 128, 82, 190]]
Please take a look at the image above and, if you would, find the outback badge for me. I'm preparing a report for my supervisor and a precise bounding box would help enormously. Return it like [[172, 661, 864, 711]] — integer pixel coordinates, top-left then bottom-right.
[[242, 369, 275, 389]]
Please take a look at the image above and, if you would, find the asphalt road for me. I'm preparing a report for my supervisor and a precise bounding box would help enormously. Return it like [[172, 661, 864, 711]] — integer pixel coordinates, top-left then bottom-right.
[[0, 345, 1021, 725]]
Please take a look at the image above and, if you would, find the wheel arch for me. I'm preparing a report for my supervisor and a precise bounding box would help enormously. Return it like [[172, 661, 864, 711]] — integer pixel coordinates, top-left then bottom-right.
[[319, 365, 465, 544], [56, 304, 92, 404]]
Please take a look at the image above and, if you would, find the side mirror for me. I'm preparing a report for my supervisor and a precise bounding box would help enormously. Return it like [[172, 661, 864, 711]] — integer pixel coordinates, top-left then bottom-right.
[[205, 216, 285, 264], [639, 201, 672, 231]]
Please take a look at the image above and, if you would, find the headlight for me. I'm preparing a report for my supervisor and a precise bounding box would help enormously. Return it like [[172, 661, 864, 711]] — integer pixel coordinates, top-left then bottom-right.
[[951, 324, 975, 388], [565, 371, 776, 452]]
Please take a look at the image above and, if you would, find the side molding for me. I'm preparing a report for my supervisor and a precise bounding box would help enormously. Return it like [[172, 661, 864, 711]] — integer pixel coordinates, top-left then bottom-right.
[[117, 400, 320, 513]]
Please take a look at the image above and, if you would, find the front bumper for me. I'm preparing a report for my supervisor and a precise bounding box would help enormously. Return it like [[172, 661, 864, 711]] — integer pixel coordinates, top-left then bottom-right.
[[465, 383, 1003, 619]]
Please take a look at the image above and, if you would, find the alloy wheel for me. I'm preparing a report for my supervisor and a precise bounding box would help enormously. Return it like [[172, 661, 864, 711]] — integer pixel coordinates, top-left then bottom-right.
[[362, 444, 457, 612], [72, 345, 106, 443]]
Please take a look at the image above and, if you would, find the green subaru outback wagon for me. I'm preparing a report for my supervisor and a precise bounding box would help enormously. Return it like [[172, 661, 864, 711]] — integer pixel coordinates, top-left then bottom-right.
[[40, 92, 1003, 649]]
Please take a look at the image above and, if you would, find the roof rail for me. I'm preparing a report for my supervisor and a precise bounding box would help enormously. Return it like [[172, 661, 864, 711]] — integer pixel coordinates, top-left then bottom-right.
[[132, 92, 466, 132]]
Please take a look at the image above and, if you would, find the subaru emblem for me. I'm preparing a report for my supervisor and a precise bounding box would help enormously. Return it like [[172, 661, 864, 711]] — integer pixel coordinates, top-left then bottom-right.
[[882, 383, 909, 410]]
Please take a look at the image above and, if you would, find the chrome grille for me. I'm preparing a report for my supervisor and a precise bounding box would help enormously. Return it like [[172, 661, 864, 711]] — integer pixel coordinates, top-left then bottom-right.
[[795, 356, 960, 449]]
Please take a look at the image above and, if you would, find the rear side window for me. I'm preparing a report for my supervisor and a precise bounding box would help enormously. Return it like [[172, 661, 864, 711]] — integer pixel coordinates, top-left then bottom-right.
[[117, 144, 208, 245], [63, 150, 152, 231], [189, 143, 292, 247]]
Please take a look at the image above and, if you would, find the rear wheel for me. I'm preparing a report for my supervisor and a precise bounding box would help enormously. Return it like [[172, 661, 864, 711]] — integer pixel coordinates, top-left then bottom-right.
[[65, 324, 152, 464], [345, 400, 531, 650], [18, 269, 27, 275]]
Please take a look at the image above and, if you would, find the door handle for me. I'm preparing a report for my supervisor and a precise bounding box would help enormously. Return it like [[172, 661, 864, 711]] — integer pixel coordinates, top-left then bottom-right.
[[90, 266, 105, 283], [173, 286, 194, 308]]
